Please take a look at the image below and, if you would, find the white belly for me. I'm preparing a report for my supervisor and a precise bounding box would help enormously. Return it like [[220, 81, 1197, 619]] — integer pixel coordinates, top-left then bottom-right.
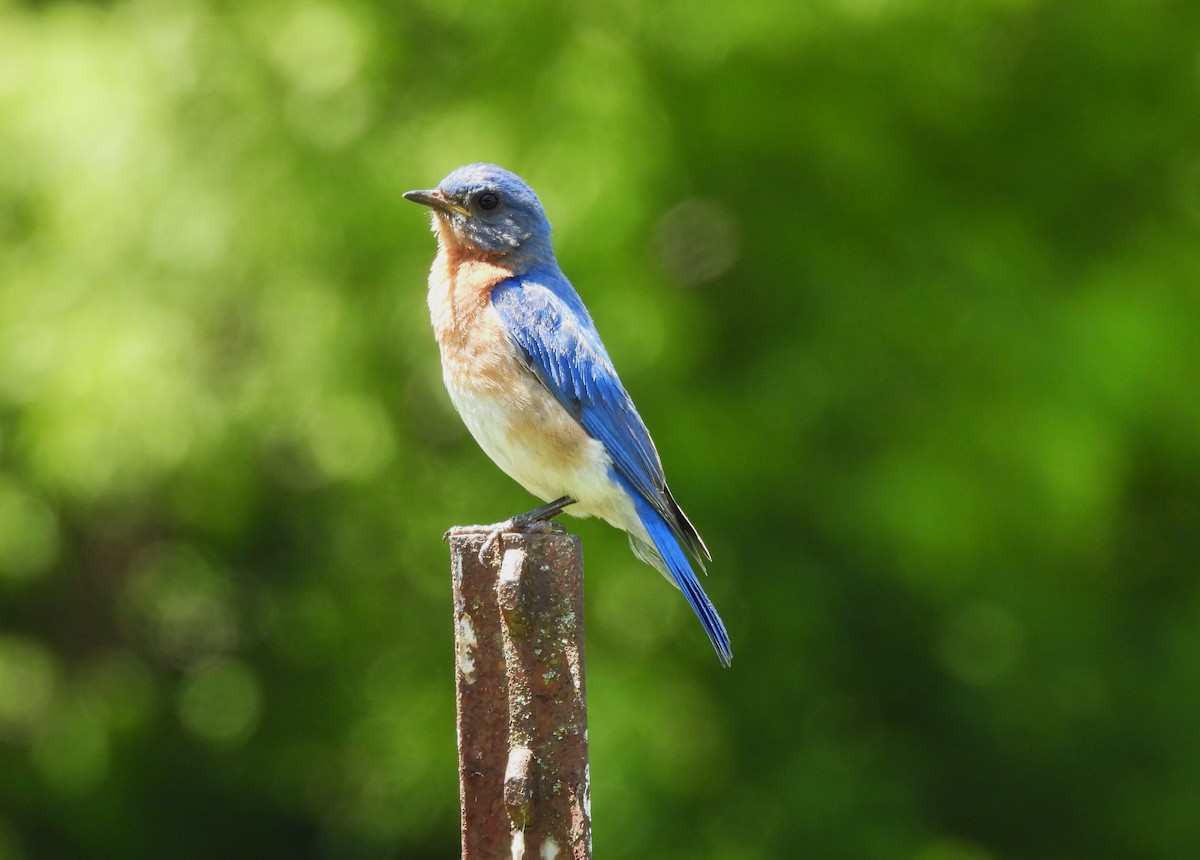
[[444, 372, 641, 536]]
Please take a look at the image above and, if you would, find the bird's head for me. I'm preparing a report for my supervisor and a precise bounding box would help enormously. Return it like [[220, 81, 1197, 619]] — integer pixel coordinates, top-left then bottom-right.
[[404, 164, 552, 261]]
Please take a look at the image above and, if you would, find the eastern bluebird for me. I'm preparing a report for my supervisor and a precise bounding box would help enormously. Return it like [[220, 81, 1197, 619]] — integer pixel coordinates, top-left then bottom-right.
[[404, 164, 731, 666]]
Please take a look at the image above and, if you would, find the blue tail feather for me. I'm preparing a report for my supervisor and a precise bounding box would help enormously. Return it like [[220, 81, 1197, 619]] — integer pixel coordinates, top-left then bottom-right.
[[622, 480, 732, 667]]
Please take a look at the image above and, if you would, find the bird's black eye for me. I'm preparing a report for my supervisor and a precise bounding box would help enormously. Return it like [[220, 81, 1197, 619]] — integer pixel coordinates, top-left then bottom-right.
[[477, 191, 499, 211]]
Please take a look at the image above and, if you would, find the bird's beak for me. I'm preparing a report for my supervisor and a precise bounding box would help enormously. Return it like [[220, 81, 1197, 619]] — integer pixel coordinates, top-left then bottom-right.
[[403, 188, 471, 217]]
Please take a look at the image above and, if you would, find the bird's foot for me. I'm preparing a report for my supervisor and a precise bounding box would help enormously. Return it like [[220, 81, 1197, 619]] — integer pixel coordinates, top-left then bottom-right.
[[444, 496, 576, 564], [445, 520, 566, 564]]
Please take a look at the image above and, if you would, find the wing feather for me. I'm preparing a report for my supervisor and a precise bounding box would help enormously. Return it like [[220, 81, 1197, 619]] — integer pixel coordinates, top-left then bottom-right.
[[490, 274, 708, 563]]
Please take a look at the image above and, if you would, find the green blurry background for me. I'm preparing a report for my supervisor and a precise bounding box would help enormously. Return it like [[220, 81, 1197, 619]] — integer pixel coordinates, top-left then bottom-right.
[[2, 0, 1199, 857]]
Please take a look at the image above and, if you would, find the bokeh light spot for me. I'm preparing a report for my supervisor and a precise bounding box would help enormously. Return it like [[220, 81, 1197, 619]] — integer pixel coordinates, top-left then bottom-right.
[[264, 1, 368, 95], [30, 703, 110, 795], [0, 636, 57, 739], [940, 601, 1023, 687], [0, 480, 59, 581], [123, 543, 239, 668], [178, 659, 262, 745], [304, 394, 396, 482], [653, 198, 742, 286]]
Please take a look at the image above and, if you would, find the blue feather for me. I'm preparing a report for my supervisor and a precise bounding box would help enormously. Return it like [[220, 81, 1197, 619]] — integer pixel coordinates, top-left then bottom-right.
[[492, 271, 731, 664], [617, 471, 732, 667], [491, 270, 667, 508], [492, 271, 710, 562]]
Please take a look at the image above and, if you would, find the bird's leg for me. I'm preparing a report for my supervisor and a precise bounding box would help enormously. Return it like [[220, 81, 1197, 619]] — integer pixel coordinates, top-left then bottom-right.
[[506, 495, 576, 528], [443, 496, 576, 563]]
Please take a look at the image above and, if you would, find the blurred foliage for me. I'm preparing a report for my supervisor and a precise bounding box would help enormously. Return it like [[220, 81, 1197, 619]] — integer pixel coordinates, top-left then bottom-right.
[[1, 0, 1199, 857]]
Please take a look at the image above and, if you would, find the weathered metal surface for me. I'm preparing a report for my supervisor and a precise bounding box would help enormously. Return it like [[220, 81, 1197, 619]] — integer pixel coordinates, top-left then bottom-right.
[[449, 530, 591, 860]]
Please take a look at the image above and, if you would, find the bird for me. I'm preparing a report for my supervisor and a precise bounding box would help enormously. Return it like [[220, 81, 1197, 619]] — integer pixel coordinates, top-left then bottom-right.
[[404, 164, 731, 666]]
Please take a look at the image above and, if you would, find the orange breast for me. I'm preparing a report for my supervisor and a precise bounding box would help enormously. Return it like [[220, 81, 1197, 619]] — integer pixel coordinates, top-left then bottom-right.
[[425, 221, 602, 494]]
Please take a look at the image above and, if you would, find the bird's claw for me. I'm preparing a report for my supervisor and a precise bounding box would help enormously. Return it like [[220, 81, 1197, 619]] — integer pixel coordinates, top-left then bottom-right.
[[443, 520, 565, 564]]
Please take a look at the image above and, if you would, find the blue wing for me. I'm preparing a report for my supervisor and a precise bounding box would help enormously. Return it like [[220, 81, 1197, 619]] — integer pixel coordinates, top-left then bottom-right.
[[490, 271, 708, 563], [491, 271, 729, 664]]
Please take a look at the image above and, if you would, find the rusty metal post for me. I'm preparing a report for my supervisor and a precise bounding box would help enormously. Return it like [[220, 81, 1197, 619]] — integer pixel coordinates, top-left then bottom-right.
[[449, 530, 592, 860]]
